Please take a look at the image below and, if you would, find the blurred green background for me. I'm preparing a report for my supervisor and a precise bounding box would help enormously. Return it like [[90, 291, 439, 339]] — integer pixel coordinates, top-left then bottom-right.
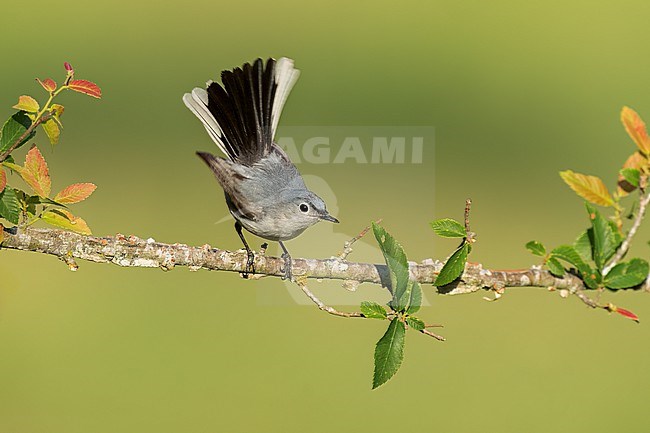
[[1, 0, 650, 432]]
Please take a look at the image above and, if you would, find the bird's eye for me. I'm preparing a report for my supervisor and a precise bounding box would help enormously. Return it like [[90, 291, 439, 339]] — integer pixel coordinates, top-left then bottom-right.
[[299, 203, 309, 213]]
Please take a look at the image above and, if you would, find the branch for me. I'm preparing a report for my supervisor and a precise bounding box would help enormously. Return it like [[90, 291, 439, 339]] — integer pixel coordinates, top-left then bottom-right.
[[603, 185, 650, 275], [1, 226, 613, 299]]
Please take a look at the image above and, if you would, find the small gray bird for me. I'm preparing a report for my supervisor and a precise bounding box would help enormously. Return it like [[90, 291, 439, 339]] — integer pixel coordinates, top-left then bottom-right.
[[183, 57, 338, 280]]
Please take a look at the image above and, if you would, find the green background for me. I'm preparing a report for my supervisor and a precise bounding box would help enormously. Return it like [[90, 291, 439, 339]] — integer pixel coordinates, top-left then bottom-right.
[[1, 1, 650, 432]]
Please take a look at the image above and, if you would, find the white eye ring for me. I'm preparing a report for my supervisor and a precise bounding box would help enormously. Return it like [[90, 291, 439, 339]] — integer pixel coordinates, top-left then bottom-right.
[[299, 203, 309, 213]]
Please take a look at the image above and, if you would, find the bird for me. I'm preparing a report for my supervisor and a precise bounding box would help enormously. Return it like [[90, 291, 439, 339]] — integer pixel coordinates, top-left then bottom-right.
[[183, 57, 338, 280]]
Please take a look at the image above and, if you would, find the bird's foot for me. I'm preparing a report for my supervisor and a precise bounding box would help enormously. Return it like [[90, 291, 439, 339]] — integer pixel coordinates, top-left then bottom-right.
[[280, 251, 293, 281], [242, 248, 255, 278]]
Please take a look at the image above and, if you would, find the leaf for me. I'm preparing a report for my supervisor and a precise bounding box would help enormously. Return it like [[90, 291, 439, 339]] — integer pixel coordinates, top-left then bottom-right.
[[372, 318, 406, 389], [372, 222, 409, 306], [620, 168, 641, 188], [618, 152, 647, 196], [0, 111, 34, 154], [67, 80, 102, 98], [574, 231, 593, 263], [12, 95, 40, 113], [41, 119, 60, 145], [546, 257, 565, 276], [405, 281, 422, 314], [551, 245, 589, 273], [406, 316, 425, 331], [64, 61, 73, 72], [621, 106, 650, 155], [0, 188, 20, 224], [53, 183, 96, 204], [430, 218, 466, 238], [604, 258, 649, 289], [525, 240, 546, 257], [0, 168, 5, 193], [586, 203, 617, 270], [360, 301, 388, 319], [20, 146, 51, 197], [41, 209, 91, 235], [435, 242, 469, 286], [560, 170, 615, 207], [36, 78, 57, 92], [612, 306, 640, 323]]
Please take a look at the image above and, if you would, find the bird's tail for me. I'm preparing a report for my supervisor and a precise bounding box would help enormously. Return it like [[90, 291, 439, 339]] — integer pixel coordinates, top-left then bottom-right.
[[183, 57, 300, 165]]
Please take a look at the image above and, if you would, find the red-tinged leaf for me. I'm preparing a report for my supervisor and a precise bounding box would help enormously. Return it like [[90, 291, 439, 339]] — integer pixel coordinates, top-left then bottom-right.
[[41, 209, 91, 235], [621, 106, 650, 155], [617, 151, 647, 195], [560, 170, 615, 207], [36, 78, 57, 92], [64, 62, 73, 72], [54, 183, 96, 204], [67, 80, 101, 98], [0, 168, 6, 193], [608, 303, 640, 323], [12, 95, 40, 113], [21, 146, 51, 197], [41, 119, 60, 145]]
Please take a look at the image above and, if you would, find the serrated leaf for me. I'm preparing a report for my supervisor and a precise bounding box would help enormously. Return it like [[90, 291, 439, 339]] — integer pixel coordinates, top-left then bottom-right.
[[0, 111, 34, 154], [605, 258, 649, 289], [525, 240, 546, 257], [40, 209, 91, 235], [620, 168, 641, 188], [41, 119, 60, 145], [36, 78, 57, 92], [372, 318, 405, 389], [560, 170, 615, 207], [435, 243, 469, 286], [0, 188, 20, 224], [0, 168, 5, 193], [405, 281, 422, 314], [12, 95, 39, 113], [360, 301, 388, 319], [372, 222, 409, 304], [546, 257, 565, 276], [406, 316, 425, 331], [430, 218, 466, 238], [621, 106, 650, 155], [20, 146, 51, 197], [53, 183, 96, 204], [551, 245, 589, 272], [574, 231, 593, 263], [67, 79, 102, 98], [586, 203, 617, 269]]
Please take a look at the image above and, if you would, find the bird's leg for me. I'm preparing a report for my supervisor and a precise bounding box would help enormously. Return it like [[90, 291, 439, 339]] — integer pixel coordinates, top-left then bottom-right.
[[278, 241, 293, 281], [235, 222, 255, 277]]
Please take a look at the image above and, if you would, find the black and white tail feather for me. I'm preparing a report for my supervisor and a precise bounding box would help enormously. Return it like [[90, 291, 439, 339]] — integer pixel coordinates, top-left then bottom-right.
[[183, 57, 300, 165]]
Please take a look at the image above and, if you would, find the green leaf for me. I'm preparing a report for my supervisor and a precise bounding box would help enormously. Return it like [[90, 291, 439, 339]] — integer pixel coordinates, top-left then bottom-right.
[[372, 222, 409, 307], [525, 240, 546, 257], [360, 301, 388, 319], [430, 218, 466, 238], [608, 220, 624, 248], [0, 112, 34, 154], [574, 231, 592, 263], [372, 318, 406, 389], [605, 258, 650, 289], [551, 245, 588, 273], [620, 168, 641, 188], [0, 188, 20, 224], [435, 243, 470, 286], [586, 203, 617, 270], [546, 257, 565, 276], [405, 281, 422, 314], [406, 316, 425, 331]]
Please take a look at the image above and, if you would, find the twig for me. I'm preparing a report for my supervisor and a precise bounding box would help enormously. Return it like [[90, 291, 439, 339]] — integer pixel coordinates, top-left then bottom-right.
[[603, 185, 650, 275], [295, 279, 363, 318], [338, 219, 381, 260], [0, 112, 53, 163], [420, 328, 445, 341], [464, 198, 472, 235]]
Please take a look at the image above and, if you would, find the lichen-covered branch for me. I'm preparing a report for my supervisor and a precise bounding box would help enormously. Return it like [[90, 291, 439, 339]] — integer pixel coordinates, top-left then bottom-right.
[[1, 226, 607, 299]]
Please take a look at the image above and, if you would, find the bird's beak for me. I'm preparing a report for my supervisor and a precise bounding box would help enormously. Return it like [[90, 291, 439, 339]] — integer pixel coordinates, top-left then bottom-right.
[[320, 213, 339, 223]]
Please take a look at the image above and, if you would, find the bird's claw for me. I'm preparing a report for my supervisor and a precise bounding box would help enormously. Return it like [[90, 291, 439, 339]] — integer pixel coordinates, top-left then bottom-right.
[[242, 249, 255, 278], [280, 251, 293, 281]]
